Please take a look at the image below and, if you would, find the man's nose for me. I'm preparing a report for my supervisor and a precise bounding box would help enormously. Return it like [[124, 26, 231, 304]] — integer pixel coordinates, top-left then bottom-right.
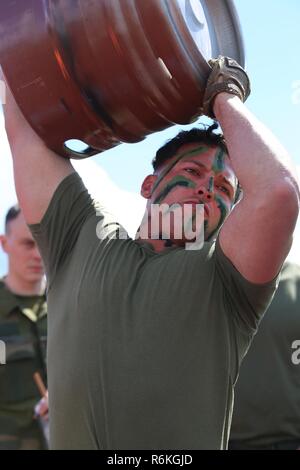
[[197, 177, 214, 202], [32, 246, 42, 261]]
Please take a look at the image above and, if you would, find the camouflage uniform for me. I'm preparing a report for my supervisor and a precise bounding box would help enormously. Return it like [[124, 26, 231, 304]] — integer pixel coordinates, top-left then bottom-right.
[[0, 279, 47, 450]]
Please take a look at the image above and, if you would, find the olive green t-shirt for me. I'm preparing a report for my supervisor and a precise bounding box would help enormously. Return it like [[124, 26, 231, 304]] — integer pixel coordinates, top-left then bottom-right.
[[30, 172, 278, 450], [230, 262, 300, 447], [0, 280, 47, 444]]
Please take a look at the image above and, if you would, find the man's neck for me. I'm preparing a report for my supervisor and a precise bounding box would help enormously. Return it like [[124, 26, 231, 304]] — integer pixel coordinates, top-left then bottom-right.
[[135, 206, 211, 253], [135, 210, 182, 253], [4, 274, 44, 297], [135, 234, 177, 253]]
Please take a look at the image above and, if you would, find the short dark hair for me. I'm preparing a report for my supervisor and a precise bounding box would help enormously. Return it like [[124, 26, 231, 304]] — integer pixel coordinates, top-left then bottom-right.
[[152, 122, 242, 204], [152, 122, 227, 172], [5, 204, 21, 233]]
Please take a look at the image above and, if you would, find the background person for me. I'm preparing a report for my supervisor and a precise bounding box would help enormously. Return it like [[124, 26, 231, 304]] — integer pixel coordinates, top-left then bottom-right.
[[229, 261, 300, 450], [0, 205, 48, 450]]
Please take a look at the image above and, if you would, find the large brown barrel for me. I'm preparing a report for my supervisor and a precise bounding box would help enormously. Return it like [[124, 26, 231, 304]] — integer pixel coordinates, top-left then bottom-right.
[[0, 0, 245, 158]]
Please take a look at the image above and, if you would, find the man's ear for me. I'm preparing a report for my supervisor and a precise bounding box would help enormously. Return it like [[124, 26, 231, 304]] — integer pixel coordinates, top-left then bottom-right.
[[0, 235, 8, 254], [140, 175, 157, 199]]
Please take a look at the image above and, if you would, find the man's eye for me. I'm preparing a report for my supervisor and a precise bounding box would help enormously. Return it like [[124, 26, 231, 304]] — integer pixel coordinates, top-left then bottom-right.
[[22, 241, 35, 248], [218, 186, 230, 196], [185, 168, 198, 176]]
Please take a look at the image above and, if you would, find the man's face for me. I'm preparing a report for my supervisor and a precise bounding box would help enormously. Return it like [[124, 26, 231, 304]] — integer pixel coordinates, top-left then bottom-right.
[[1, 213, 44, 284], [143, 143, 237, 243]]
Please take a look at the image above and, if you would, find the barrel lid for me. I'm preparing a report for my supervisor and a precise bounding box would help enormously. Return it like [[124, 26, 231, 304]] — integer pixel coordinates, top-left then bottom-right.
[[173, 0, 245, 65]]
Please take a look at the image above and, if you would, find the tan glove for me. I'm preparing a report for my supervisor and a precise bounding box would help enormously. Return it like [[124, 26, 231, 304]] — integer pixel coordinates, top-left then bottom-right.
[[202, 56, 251, 118]]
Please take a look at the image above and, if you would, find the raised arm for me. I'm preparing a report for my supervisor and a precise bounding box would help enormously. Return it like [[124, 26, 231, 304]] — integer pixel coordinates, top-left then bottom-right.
[[2, 75, 74, 225], [203, 57, 299, 284], [214, 93, 299, 283]]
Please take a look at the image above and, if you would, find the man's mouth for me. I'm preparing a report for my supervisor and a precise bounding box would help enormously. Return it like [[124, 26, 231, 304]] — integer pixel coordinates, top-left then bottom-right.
[[29, 266, 43, 273], [181, 200, 209, 217]]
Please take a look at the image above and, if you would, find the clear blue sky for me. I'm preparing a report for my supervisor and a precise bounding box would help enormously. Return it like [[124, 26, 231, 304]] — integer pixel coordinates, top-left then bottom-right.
[[86, 0, 300, 193]]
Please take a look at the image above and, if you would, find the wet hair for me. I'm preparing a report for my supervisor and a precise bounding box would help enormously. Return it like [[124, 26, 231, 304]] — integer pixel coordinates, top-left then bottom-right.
[[152, 122, 241, 204], [5, 204, 21, 233]]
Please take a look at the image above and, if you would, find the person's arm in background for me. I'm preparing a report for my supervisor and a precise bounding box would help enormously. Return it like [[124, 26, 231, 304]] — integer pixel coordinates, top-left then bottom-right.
[[1, 73, 74, 225], [35, 391, 49, 421], [204, 57, 299, 284]]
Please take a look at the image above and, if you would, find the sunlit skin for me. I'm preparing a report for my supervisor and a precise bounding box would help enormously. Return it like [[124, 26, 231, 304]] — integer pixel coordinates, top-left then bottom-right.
[[138, 143, 238, 252], [0, 212, 45, 296]]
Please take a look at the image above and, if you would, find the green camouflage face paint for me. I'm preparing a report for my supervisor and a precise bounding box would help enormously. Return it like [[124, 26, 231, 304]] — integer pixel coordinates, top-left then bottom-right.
[[208, 176, 214, 194], [212, 148, 225, 174], [151, 145, 209, 195], [148, 144, 234, 244], [206, 194, 230, 241], [154, 176, 196, 205], [216, 194, 229, 226]]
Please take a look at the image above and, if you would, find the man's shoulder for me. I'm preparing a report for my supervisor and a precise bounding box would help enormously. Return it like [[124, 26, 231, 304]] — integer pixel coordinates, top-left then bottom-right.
[[0, 278, 13, 301], [0, 279, 18, 318], [0, 279, 47, 319]]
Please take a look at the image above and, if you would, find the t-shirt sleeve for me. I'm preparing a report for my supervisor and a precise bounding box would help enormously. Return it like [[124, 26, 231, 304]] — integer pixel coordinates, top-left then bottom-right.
[[214, 236, 280, 335], [29, 172, 96, 287]]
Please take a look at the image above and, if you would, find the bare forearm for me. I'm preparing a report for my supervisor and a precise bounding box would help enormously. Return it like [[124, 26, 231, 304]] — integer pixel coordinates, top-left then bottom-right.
[[204, 61, 298, 282], [214, 93, 299, 202]]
